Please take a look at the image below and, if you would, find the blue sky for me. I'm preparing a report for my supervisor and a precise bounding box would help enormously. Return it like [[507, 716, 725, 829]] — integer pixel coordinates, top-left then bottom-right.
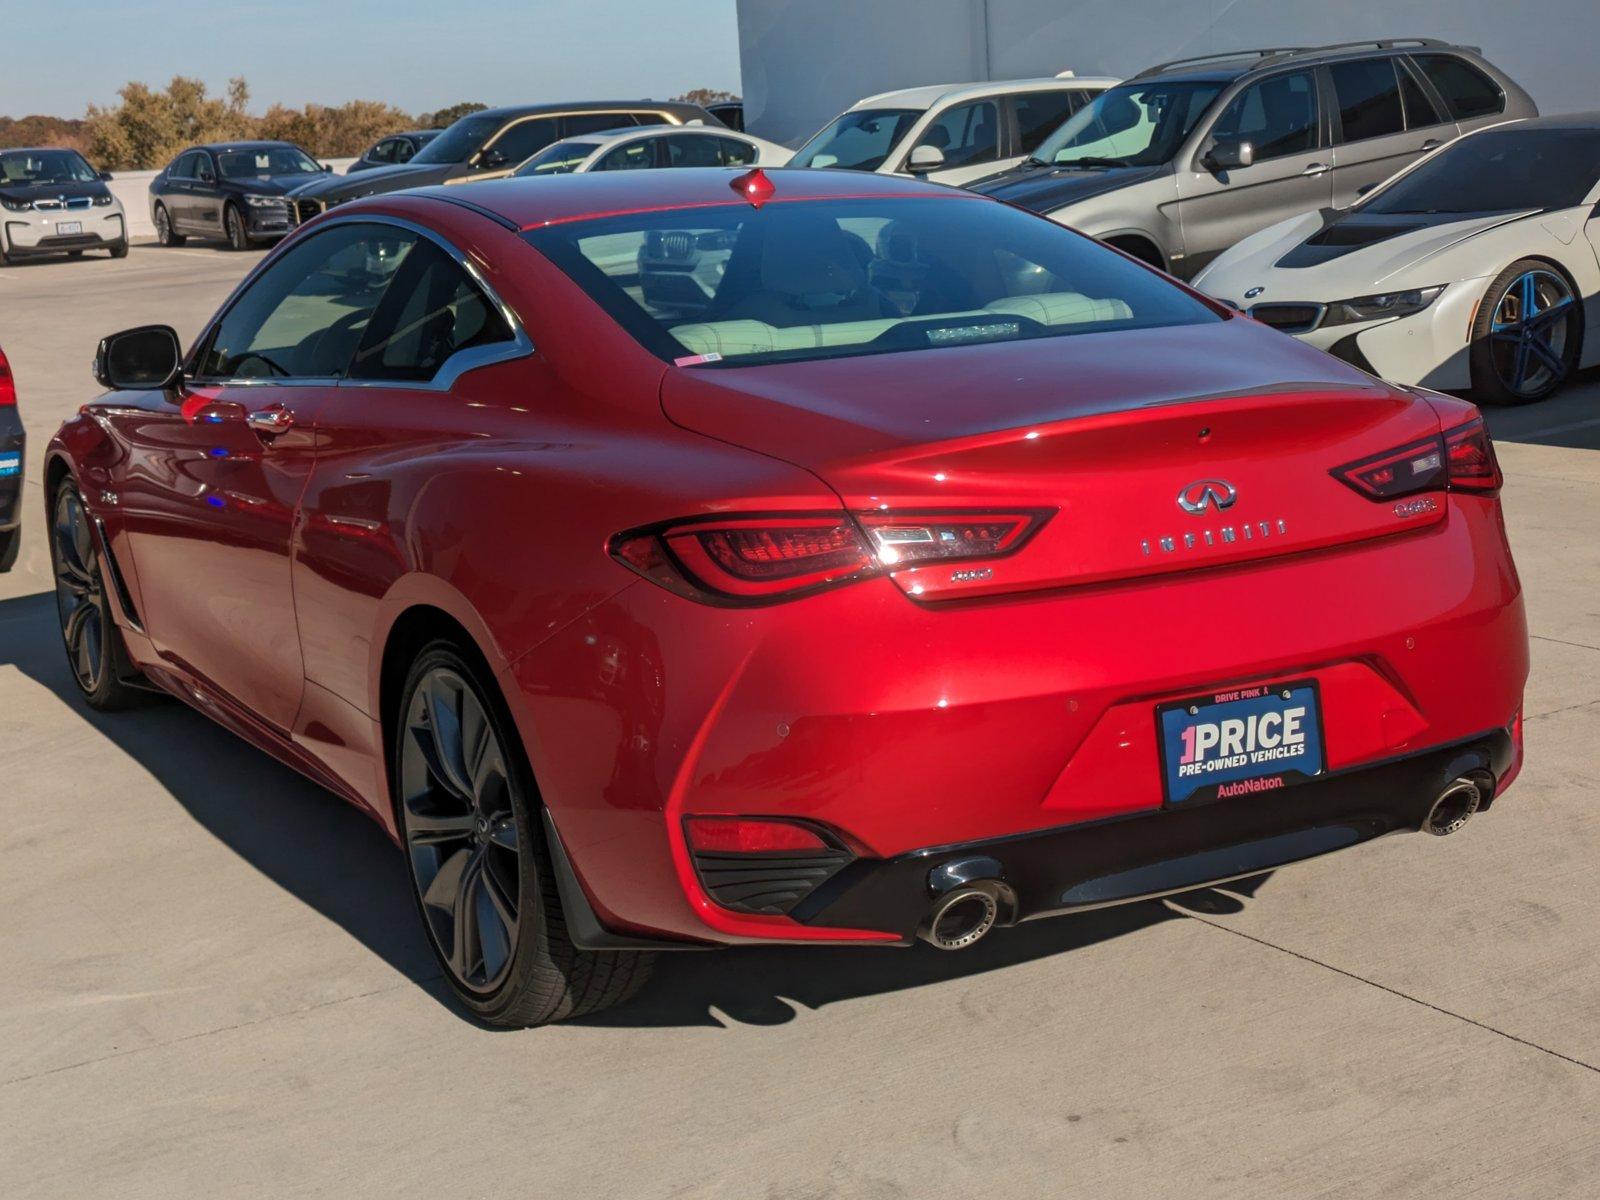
[[2, 0, 743, 118]]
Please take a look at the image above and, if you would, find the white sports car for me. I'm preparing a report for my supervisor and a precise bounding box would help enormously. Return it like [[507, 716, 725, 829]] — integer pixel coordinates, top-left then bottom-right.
[[1196, 114, 1600, 405]]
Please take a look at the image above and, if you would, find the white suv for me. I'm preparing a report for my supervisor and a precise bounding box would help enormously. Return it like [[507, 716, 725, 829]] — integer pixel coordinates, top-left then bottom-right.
[[788, 74, 1120, 187]]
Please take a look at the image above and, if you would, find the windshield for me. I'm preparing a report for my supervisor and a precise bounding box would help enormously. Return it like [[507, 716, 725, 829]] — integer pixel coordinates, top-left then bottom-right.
[[790, 108, 921, 171], [1033, 81, 1224, 167], [0, 149, 98, 186], [412, 115, 501, 165], [1364, 127, 1600, 215], [524, 196, 1218, 368], [216, 146, 320, 178], [515, 141, 600, 176]]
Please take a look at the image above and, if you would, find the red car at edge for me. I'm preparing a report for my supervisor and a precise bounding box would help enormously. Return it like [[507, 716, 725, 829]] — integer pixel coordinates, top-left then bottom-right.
[[47, 168, 1528, 1025]]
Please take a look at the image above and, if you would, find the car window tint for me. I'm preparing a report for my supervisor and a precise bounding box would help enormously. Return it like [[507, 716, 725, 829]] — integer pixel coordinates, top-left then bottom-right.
[[486, 117, 560, 164], [194, 153, 216, 183], [1330, 59, 1405, 143], [196, 224, 417, 380], [1363, 127, 1600, 215], [1013, 90, 1077, 155], [348, 238, 514, 382], [394, 138, 417, 163], [1412, 54, 1505, 119], [1397, 61, 1444, 128], [596, 140, 657, 171], [914, 100, 1000, 168], [718, 137, 759, 166], [370, 140, 393, 163], [1211, 71, 1317, 160], [665, 135, 722, 168], [169, 153, 196, 180], [564, 112, 631, 138], [626, 112, 670, 128], [789, 108, 922, 171]]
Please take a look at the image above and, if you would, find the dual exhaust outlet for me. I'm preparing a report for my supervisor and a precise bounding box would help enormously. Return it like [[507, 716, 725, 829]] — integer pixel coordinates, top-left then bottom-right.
[[916, 772, 1492, 951]]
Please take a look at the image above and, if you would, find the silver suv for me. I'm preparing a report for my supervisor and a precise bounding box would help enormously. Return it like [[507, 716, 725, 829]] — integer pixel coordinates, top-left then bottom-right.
[[972, 39, 1536, 280]]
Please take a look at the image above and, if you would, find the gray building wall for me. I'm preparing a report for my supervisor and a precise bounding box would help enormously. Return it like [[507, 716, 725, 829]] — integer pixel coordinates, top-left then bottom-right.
[[737, 0, 1600, 146]]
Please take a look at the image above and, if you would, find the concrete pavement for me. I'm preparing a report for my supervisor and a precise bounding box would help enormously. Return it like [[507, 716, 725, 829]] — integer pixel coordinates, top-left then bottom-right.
[[2, 246, 1599, 1198]]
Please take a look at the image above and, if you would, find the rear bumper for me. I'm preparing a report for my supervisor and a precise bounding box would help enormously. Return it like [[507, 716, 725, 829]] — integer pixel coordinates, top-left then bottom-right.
[[794, 729, 1515, 941]]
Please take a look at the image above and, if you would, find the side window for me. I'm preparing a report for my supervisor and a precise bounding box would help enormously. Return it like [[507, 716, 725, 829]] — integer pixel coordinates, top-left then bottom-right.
[[1329, 59, 1405, 143], [194, 153, 216, 183], [564, 112, 629, 138], [195, 224, 417, 380], [168, 153, 196, 180], [1412, 54, 1505, 120], [1397, 61, 1445, 128], [596, 140, 657, 171], [484, 117, 560, 165], [1013, 90, 1077, 156], [348, 238, 514, 383], [627, 112, 670, 128], [368, 140, 393, 164], [1210, 71, 1317, 160], [664, 134, 722, 168], [717, 137, 759, 166], [914, 100, 1000, 169], [393, 138, 417, 164]]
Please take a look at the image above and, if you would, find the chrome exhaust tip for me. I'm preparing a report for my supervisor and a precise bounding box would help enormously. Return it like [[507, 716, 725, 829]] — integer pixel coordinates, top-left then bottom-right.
[[1423, 776, 1485, 836], [918, 887, 1000, 951]]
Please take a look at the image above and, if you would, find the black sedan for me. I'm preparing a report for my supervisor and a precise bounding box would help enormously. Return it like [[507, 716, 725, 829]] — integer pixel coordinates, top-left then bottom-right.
[[347, 129, 442, 173], [288, 100, 721, 212], [148, 141, 330, 250]]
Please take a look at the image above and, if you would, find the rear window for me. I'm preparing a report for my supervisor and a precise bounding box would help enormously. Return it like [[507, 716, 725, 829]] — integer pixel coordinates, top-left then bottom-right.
[[523, 196, 1219, 367], [1411, 54, 1505, 120]]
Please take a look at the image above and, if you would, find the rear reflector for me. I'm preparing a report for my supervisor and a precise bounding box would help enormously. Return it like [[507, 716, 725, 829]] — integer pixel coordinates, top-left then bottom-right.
[[0, 348, 14, 407], [1332, 416, 1501, 501], [610, 509, 1052, 605], [685, 817, 831, 854]]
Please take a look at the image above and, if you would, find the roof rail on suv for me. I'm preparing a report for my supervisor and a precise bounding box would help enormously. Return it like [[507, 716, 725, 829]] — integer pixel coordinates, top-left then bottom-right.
[[1132, 38, 1458, 79]]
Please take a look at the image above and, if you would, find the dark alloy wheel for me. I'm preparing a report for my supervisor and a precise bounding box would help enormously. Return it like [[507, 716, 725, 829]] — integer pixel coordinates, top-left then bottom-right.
[[49, 483, 141, 709], [224, 204, 251, 251], [395, 641, 655, 1025], [153, 203, 184, 247], [1470, 259, 1583, 406]]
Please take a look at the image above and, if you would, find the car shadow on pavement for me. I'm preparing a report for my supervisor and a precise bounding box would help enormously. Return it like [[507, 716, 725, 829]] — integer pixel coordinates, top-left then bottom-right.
[[1482, 368, 1600, 450], [0, 586, 1273, 1031]]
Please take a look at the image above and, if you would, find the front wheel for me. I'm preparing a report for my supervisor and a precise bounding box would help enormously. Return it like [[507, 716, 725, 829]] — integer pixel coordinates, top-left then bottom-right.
[[1469, 259, 1584, 405], [394, 641, 655, 1026], [224, 203, 252, 251], [49, 482, 143, 710], [109, 239, 129, 260]]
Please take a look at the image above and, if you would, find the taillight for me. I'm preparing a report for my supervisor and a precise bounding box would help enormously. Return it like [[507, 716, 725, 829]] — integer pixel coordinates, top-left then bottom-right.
[[1443, 418, 1502, 493], [1332, 417, 1501, 500], [0, 347, 15, 407], [609, 509, 1051, 605], [685, 817, 831, 854]]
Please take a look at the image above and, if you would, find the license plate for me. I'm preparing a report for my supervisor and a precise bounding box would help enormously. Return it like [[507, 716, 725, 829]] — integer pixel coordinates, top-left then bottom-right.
[[1158, 680, 1325, 805], [56, 221, 83, 236]]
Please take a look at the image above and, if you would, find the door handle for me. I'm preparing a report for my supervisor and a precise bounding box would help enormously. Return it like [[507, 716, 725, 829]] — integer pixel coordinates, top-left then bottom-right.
[[1302, 162, 1330, 177], [1421, 138, 1443, 152], [246, 406, 295, 436]]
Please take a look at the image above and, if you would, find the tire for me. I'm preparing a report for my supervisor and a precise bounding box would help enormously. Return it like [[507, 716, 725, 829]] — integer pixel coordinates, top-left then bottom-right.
[[154, 203, 185, 247], [48, 481, 144, 710], [68, 249, 84, 259], [394, 640, 655, 1026], [224, 203, 252, 251], [1468, 258, 1583, 406], [109, 239, 129, 259]]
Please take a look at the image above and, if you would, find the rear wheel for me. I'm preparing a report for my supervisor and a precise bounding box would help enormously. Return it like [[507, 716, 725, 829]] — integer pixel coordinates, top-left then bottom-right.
[[49, 482, 142, 710], [1469, 259, 1583, 405], [394, 641, 654, 1026], [154, 203, 185, 247]]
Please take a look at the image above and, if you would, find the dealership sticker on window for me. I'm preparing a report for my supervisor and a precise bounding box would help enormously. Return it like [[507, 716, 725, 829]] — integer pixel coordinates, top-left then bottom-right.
[[0, 454, 19, 479], [673, 352, 722, 367], [1157, 680, 1325, 805]]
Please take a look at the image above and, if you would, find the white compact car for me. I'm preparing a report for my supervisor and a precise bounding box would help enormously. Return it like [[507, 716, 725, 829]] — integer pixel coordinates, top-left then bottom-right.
[[511, 125, 791, 177], [788, 74, 1120, 187], [1197, 115, 1600, 405], [0, 147, 127, 264]]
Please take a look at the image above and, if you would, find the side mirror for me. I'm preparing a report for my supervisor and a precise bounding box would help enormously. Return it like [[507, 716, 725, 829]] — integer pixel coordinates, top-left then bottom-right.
[[94, 325, 183, 391], [99, 170, 114, 182], [1205, 140, 1254, 172], [907, 144, 946, 175], [320, 162, 333, 173], [476, 148, 510, 170]]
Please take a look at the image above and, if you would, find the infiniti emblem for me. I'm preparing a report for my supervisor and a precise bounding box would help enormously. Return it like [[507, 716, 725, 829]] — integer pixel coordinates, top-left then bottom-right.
[[1177, 479, 1238, 515], [1244, 286, 1265, 299]]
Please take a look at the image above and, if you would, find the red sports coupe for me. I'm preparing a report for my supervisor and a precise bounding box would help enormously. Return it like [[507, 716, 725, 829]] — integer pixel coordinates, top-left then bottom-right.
[[50, 168, 1528, 1025]]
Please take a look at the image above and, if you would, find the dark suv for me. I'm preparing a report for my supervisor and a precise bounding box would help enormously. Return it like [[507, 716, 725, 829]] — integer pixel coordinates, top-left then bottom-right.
[[288, 100, 724, 217], [972, 38, 1536, 279]]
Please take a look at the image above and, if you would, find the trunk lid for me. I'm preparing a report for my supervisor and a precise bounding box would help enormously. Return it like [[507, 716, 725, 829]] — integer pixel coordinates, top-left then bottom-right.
[[661, 319, 1448, 600]]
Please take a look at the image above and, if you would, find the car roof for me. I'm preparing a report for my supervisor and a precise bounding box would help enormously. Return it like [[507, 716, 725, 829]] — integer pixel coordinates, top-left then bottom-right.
[[194, 140, 305, 153], [401, 166, 975, 230], [851, 76, 1121, 111], [465, 100, 710, 122], [1131, 38, 1484, 83], [0, 145, 87, 155]]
